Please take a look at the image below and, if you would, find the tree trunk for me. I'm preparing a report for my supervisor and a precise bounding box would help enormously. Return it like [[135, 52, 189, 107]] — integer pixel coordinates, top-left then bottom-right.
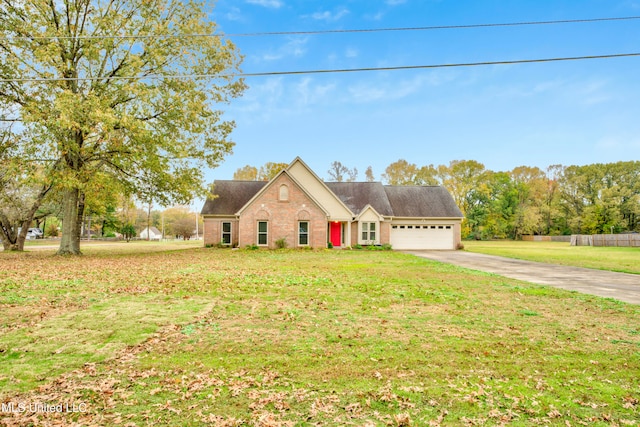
[[57, 188, 82, 255], [0, 184, 50, 251], [146, 201, 152, 241]]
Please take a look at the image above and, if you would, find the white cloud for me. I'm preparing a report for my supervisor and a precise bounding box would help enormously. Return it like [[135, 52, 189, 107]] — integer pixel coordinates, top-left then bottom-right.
[[255, 37, 308, 62], [294, 78, 337, 107], [368, 12, 384, 21], [224, 7, 244, 22], [307, 7, 349, 22], [345, 73, 448, 104], [575, 80, 612, 106], [246, 0, 284, 9], [345, 48, 358, 58], [233, 76, 338, 122]]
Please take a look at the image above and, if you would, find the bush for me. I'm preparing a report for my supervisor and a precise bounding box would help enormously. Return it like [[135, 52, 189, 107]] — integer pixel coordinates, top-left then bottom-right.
[[45, 223, 59, 237], [245, 244, 259, 250], [327, 242, 333, 249], [381, 243, 393, 251], [275, 237, 288, 249], [456, 242, 465, 250], [353, 244, 363, 250]]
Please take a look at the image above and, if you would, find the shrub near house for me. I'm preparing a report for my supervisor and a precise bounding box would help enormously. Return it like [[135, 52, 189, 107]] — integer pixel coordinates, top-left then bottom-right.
[[201, 158, 464, 250]]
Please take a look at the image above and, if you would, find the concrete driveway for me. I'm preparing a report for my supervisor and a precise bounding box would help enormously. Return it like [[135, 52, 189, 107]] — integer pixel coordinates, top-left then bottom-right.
[[406, 250, 640, 305]]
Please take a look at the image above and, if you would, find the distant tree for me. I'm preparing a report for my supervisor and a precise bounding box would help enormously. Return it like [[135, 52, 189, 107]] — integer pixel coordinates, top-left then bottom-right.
[[162, 206, 194, 237], [120, 223, 136, 242], [327, 161, 358, 182], [556, 161, 640, 234], [173, 217, 195, 240], [365, 166, 375, 182], [258, 162, 288, 181], [437, 160, 486, 216], [436, 160, 487, 237], [382, 159, 418, 185], [346, 167, 358, 182], [415, 165, 440, 185], [234, 165, 259, 181], [505, 166, 547, 238]]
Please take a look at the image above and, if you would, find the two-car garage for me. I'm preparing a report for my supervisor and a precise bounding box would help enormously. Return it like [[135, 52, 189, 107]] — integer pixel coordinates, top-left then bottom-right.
[[389, 223, 457, 250]]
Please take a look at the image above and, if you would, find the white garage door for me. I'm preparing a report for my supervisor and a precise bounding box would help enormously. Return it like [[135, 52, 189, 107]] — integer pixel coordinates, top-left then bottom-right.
[[390, 224, 454, 250]]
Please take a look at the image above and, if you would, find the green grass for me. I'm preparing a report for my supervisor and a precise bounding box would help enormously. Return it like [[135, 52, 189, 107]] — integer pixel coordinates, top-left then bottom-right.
[[464, 240, 640, 274], [1, 246, 639, 426]]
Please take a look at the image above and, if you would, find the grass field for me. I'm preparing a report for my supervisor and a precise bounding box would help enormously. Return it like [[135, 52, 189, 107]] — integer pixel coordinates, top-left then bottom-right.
[[1, 243, 639, 426], [463, 240, 640, 274]]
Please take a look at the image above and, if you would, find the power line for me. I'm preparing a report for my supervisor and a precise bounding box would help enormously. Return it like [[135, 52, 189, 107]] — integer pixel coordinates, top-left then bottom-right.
[[1, 52, 638, 83], [1, 15, 639, 41], [227, 15, 640, 37]]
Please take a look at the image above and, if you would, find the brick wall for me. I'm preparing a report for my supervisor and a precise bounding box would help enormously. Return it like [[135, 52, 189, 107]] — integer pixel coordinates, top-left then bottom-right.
[[203, 218, 239, 247], [203, 218, 218, 246], [380, 221, 391, 246], [238, 174, 328, 248]]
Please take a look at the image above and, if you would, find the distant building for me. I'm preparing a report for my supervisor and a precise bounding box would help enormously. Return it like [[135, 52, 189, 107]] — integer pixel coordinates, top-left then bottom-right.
[[140, 226, 162, 240]]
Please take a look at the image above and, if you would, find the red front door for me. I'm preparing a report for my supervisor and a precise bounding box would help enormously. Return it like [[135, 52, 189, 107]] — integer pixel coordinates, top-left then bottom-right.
[[330, 222, 341, 247]]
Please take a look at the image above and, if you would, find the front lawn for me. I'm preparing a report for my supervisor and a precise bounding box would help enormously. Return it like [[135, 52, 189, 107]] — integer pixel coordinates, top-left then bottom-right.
[[464, 240, 640, 274], [1, 247, 638, 426]]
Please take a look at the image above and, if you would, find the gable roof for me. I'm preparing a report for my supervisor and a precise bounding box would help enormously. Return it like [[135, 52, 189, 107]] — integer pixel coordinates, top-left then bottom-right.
[[384, 186, 463, 218], [200, 180, 267, 215], [324, 182, 393, 216], [201, 159, 463, 219], [236, 167, 333, 216], [286, 157, 354, 219]]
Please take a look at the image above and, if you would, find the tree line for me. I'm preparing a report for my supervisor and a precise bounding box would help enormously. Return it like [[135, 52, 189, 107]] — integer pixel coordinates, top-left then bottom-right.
[[234, 160, 640, 240]]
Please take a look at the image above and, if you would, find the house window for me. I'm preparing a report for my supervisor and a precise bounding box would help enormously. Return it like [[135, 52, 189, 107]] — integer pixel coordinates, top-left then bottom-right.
[[361, 222, 376, 242], [221, 222, 231, 245], [279, 184, 289, 201], [257, 221, 268, 245], [299, 221, 309, 246]]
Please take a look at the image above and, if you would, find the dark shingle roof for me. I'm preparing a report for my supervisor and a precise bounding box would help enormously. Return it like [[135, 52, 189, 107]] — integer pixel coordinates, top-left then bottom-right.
[[384, 186, 463, 218], [200, 180, 267, 215], [324, 182, 393, 216], [201, 179, 463, 219]]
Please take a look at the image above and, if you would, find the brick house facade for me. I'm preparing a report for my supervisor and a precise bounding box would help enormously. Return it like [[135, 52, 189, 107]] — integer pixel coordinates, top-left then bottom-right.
[[201, 158, 464, 250]]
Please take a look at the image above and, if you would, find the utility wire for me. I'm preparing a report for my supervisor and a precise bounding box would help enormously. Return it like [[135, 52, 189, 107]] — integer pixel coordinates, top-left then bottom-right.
[[1, 15, 639, 41], [227, 16, 640, 37], [0, 52, 639, 83]]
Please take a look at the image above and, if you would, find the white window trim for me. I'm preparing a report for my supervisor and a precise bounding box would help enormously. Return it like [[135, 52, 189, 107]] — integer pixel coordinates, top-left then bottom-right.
[[257, 221, 268, 246], [221, 221, 232, 246], [298, 221, 310, 246], [359, 221, 379, 245]]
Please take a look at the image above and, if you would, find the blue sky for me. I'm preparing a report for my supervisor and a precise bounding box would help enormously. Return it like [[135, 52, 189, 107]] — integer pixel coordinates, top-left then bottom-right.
[[205, 0, 640, 183]]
